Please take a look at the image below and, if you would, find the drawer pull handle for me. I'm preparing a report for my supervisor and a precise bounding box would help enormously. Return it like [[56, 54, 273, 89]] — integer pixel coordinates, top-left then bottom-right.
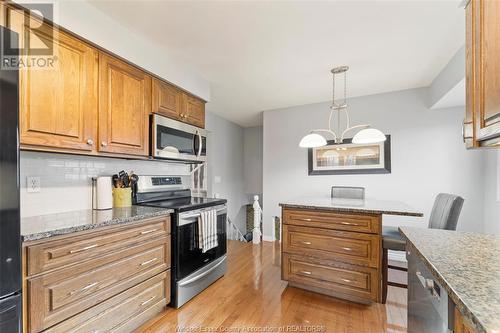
[[341, 278, 352, 283], [68, 282, 98, 296], [300, 241, 312, 245], [340, 222, 359, 226], [140, 229, 158, 235], [299, 270, 312, 275], [341, 247, 352, 251], [140, 258, 158, 266], [140, 296, 156, 306], [69, 244, 98, 254], [298, 218, 312, 222]]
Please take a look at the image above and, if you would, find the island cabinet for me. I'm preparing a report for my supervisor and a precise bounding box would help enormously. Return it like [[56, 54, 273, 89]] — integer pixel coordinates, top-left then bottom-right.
[[455, 308, 478, 333], [281, 208, 382, 303], [152, 78, 206, 129], [22, 216, 171, 333], [465, 0, 500, 147], [98, 53, 151, 157], [3, 5, 98, 153]]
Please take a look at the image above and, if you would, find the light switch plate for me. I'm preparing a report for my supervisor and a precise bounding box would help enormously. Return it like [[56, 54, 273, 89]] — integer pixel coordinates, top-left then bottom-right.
[[27, 176, 41, 193], [214, 176, 222, 184]]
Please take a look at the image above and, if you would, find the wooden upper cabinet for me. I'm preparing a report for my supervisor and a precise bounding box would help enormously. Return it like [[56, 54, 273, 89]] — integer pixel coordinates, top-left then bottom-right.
[[152, 78, 182, 120], [182, 93, 205, 128], [464, 1, 477, 148], [468, 0, 500, 146], [6, 7, 98, 152], [98, 53, 151, 157]]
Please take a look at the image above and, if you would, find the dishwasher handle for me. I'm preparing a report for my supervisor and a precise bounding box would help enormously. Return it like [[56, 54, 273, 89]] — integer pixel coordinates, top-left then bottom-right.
[[416, 271, 440, 300]]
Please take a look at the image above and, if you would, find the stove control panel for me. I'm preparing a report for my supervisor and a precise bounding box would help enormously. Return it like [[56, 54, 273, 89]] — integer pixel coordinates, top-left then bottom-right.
[[151, 177, 182, 186]]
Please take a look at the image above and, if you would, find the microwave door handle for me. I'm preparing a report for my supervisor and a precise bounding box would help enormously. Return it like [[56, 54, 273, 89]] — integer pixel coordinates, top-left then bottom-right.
[[197, 131, 202, 159]]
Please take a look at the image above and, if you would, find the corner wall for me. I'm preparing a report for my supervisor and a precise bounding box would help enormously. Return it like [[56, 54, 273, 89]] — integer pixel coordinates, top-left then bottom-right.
[[263, 88, 486, 240]]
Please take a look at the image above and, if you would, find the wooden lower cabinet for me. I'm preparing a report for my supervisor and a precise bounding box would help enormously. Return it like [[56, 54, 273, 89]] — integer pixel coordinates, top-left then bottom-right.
[[23, 216, 171, 333], [454, 307, 478, 333], [281, 208, 382, 303]]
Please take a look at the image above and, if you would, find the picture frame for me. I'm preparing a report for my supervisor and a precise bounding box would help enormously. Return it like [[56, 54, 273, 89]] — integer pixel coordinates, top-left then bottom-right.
[[308, 135, 391, 175]]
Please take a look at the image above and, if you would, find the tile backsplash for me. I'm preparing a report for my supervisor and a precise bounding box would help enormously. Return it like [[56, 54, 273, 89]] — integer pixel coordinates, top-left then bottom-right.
[[20, 151, 191, 217]]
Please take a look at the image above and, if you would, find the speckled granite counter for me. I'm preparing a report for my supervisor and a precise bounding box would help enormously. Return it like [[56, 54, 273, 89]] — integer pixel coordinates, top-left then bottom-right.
[[21, 206, 173, 242], [280, 197, 423, 217], [400, 227, 500, 333]]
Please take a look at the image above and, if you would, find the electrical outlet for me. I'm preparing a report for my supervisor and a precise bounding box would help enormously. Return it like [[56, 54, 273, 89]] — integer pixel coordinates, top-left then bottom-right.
[[27, 177, 41, 193]]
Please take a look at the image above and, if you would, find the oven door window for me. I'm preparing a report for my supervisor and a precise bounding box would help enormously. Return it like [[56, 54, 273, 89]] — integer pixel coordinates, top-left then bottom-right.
[[177, 212, 227, 280], [157, 125, 195, 155]]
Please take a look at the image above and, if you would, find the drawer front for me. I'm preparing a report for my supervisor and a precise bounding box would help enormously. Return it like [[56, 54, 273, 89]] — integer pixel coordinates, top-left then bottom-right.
[[27, 216, 170, 276], [283, 208, 380, 234], [283, 225, 381, 268], [45, 271, 170, 333], [282, 254, 379, 302], [28, 237, 170, 332]]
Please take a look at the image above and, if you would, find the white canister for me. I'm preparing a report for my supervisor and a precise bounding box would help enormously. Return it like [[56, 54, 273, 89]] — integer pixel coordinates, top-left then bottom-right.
[[92, 176, 113, 210]]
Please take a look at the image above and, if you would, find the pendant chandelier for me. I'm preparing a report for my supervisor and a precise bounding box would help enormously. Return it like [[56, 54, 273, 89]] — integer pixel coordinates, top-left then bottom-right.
[[299, 66, 386, 148]]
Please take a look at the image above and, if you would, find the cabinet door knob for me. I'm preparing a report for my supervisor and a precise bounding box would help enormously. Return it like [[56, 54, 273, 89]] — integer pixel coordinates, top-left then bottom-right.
[[101, 142, 108, 147], [87, 139, 94, 146]]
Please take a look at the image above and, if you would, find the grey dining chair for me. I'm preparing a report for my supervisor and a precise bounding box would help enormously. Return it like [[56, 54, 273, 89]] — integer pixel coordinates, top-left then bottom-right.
[[381, 193, 464, 303], [331, 186, 365, 200]]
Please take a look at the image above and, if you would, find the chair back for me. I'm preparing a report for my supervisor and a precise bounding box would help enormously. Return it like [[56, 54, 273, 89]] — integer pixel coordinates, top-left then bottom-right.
[[331, 186, 365, 200], [428, 193, 464, 230]]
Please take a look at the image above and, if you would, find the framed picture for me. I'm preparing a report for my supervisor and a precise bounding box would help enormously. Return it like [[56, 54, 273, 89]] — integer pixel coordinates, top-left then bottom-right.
[[308, 135, 391, 175]]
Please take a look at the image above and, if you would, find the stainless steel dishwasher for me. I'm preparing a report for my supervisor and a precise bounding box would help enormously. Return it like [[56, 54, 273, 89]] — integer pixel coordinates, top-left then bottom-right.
[[407, 246, 455, 333]]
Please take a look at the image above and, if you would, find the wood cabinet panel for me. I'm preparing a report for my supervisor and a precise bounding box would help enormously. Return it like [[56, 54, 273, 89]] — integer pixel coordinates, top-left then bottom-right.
[[182, 93, 205, 128], [44, 271, 169, 333], [282, 253, 379, 303], [27, 237, 170, 332], [26, 217, 170, 276], [99, 52, 151, 156], [283, 224, 380, 268], [152, 78, 182, 120], [464, 0, 477, 148], [455, 307, 478, 333], [283, 208, 381, 234], [5, 7, 98, 152]]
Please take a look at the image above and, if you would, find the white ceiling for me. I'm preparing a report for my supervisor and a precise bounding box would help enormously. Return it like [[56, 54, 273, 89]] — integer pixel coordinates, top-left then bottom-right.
[[89, 0, 464, 127]]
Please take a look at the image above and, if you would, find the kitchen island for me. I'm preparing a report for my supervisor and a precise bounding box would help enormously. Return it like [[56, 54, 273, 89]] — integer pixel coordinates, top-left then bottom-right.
[[279, 197, 422, 303], [400, 227, 500, 333]]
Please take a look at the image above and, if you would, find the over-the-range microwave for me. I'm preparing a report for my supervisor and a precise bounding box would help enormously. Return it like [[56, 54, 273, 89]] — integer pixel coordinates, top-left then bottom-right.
[[151, 114, 207, 163]]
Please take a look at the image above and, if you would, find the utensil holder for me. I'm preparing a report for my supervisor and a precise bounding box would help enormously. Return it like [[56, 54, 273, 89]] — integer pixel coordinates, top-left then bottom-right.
[[112, 187, 132, 208]]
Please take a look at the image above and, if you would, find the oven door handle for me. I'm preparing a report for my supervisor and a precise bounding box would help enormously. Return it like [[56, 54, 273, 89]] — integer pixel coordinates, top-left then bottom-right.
[[180, 207, 227, 220], [178, 256, 227, 287]]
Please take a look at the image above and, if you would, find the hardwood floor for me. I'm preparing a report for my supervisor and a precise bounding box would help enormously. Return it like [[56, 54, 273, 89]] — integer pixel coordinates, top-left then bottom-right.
[[139, 241, 407, 333]]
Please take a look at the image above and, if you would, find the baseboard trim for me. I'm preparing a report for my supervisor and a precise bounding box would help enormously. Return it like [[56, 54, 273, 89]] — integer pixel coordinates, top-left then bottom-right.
[[262, 235, 275, 242]]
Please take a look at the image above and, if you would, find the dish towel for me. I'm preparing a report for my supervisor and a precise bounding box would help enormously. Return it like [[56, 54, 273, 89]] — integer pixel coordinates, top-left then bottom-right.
[[198, 210, 218, 253]]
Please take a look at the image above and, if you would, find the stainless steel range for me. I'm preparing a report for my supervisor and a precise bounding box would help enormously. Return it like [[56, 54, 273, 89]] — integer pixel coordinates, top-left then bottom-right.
[[134, 175, 227, 308]]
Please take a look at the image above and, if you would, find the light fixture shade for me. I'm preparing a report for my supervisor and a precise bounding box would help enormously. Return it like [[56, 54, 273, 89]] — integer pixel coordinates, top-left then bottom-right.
[[352, 128, 386, 144], [299, 133, 327, 148]]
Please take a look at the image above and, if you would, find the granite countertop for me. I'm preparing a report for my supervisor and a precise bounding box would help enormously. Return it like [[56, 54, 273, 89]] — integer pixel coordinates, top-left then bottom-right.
[[21, 206, 173, 242], [279, 196, 423, 217], [400, 227, 500, 333]]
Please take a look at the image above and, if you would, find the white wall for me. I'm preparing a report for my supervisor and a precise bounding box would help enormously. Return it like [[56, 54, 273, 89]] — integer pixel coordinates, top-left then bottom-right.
[[263, 88, 486, 240], [483, 151, 500, 235], [205, 111, 247, 232], [243, 126, 263, 203], [20, 151, 189, 217], [15, 0, 210, 100]]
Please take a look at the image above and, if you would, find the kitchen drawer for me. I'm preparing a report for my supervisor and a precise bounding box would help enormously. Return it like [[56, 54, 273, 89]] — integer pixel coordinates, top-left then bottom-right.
[[283, 208, 380, 234], [45, 271, 170, 333], [28, 237, 170, 333], [26, 216, 170, 276], [282, 253, 379, 302], [282, 224, 381, 268]]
